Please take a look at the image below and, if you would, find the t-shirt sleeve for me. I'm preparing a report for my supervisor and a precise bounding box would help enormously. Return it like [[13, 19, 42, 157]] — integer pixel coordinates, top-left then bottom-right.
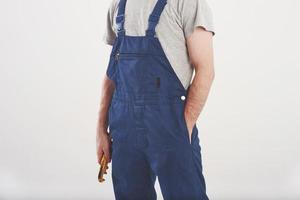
[[102, 0, 118, 45], [179, 0, 215, 38]]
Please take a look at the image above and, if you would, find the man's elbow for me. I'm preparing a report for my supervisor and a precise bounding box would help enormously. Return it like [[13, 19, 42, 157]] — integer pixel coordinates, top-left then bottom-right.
[[194, 63, 215, 82]]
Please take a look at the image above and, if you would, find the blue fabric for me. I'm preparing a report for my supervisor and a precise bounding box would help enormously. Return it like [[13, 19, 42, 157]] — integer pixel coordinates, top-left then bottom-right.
[[106, 0, 209, 199], [116, 0, 127, 36], [146, 0, 167, 36]]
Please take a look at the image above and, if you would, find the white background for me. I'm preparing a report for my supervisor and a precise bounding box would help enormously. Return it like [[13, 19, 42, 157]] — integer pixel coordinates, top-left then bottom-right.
[[0, 0, 300, 199]]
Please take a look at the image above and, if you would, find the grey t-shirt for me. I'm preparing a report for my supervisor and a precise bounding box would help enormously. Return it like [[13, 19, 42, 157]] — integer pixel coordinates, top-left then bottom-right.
[[103, 0, 214, 89]]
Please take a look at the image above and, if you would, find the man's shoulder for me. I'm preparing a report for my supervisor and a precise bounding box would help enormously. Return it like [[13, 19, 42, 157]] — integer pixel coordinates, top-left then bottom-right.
[[167, 0, 201, 13]]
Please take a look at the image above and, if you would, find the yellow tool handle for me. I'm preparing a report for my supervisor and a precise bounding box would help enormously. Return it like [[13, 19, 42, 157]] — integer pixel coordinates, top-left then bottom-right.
[[98, 156, 108, 183]]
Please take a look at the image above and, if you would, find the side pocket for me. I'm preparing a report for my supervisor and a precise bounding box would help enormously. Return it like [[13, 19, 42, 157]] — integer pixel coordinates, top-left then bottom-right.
[[108, 101, 114, 134], [108, 100, 118, 136], [182, 113, 193, 145], [172, 101, 194, 145]]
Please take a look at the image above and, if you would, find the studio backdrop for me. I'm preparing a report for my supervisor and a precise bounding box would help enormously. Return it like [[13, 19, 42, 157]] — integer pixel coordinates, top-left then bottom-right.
[[0, 0, 299, 199]]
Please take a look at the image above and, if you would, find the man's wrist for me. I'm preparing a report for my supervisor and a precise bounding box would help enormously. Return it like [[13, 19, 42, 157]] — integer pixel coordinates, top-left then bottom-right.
[[97, 124, 109, 135], [184, 106, 198, 125]]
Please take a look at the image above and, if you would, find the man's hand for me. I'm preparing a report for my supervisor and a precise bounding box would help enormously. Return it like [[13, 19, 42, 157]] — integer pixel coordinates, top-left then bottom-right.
[[96, 131, 111, 164]]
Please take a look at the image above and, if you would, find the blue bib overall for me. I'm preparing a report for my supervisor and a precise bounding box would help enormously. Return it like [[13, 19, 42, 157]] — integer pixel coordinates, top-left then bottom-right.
[[106, 0, 208, 199]]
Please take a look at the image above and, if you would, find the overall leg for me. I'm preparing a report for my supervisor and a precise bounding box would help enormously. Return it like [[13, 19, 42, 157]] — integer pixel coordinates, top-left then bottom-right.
[[109, 99, 157, 200], [112, 141, 157, 200], [157, 128, 208, 200], [146, 102, 209, 200]]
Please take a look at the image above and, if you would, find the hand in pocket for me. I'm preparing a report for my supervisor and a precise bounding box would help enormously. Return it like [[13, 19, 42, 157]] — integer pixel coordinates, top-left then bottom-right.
[[184, 112, 195, 143]]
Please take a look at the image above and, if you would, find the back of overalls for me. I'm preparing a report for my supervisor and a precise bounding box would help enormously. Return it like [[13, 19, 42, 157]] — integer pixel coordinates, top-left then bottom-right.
[[106, 0, 209, 199]]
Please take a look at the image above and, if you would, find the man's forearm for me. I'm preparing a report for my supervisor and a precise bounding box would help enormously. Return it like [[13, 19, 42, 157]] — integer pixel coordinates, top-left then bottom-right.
[[97, 76, 115, 135], [185, 66, 214, 126]]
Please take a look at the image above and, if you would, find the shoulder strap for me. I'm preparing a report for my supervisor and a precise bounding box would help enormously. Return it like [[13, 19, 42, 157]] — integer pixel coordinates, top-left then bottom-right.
[[116, 0, 127, 36], [146, 0, 167, 37]]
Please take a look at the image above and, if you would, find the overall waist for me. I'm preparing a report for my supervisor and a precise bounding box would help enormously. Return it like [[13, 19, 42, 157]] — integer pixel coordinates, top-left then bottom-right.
[[112, 91, 187, 105]]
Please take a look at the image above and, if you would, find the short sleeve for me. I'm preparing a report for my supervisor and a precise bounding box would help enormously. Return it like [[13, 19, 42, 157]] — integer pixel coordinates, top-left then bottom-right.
[[102, 0, 118, 45], [179, 0, 215, 38]]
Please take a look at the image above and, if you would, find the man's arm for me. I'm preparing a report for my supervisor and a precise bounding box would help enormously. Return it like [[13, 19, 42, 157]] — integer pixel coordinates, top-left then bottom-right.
[[96, 76, 115, 163], [185, 27, 215, 142]]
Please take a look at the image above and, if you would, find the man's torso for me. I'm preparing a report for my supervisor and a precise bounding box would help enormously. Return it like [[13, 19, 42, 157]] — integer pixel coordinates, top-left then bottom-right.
[[104, 0, 214, 89]]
